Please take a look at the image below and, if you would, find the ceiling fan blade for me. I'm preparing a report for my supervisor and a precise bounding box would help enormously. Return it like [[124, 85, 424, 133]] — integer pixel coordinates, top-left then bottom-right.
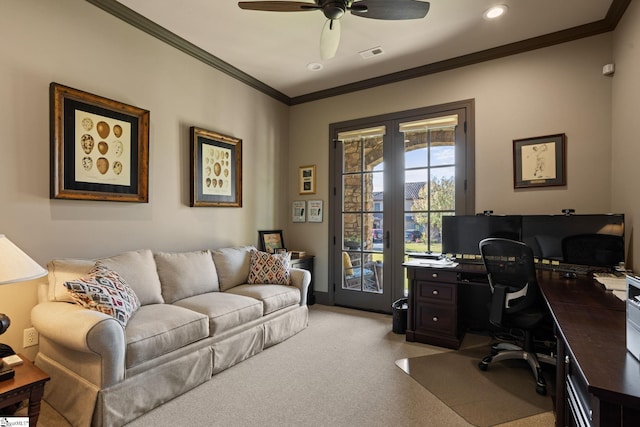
[[350, 0, 430, 20], [238, 1, 319, 12], [320, 19, 341, 60]]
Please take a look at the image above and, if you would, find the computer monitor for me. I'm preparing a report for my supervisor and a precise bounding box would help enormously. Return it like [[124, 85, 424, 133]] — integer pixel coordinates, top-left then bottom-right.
[[521, 214, 624, 266], [442, 215, 522, 261]]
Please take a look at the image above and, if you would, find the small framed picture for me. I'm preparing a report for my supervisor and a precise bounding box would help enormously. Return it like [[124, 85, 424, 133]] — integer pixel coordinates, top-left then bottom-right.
[[513, 134, 566, 189], [298, 165, 316, 195], [258, 230, 285, 254], [307, 200, 323, 223], [292, 200, 306, 222], [190, 127, 242, 207], [50, 83, 150, 202]]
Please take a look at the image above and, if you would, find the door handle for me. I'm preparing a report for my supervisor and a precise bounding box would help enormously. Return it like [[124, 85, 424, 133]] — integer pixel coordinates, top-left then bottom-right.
[[385, 231, 390, 249]]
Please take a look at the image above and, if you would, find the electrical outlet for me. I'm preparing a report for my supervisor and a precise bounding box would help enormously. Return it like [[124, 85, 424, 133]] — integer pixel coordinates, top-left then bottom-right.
[[23, 327, 38, 348]]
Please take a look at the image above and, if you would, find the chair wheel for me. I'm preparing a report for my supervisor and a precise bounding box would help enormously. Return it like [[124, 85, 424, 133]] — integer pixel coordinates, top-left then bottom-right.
[[536, 384, 547, 395], [478, 360, 489, 371]]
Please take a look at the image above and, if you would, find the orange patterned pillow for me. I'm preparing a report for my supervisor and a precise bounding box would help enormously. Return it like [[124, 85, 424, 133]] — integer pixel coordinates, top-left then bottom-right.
[[248, 249, 291, 285]]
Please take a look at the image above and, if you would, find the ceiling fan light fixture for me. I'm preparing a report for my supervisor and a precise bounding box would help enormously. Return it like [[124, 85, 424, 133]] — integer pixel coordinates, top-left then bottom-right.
[[483, 5, 508, 20]]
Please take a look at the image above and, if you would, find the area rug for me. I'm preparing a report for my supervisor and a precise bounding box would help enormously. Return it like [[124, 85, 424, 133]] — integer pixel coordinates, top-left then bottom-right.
[[396, 345, 554, 427]]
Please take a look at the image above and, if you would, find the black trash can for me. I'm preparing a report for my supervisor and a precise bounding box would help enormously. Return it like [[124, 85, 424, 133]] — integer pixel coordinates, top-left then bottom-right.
[[392, 298, 408, 334]]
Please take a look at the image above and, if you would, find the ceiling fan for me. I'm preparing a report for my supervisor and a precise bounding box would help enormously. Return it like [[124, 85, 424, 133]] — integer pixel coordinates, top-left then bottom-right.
[[238, 0, 430, 60]]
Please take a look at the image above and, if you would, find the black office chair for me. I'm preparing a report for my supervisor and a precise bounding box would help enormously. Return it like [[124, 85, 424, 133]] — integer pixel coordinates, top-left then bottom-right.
[[478, 238, 556, 395]]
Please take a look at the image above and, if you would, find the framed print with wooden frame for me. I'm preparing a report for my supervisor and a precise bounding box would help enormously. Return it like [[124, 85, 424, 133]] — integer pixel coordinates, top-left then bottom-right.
[[258, 230, 285, 253], [50, 83, 150, 202], [298, 165, 316, 195], [513, 133, 566, 189], [190, 127, 242, 207]]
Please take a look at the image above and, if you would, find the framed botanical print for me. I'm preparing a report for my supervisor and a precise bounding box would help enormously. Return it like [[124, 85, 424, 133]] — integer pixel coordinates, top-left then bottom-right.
[[50, 83, 150, 202], [190, 127, 242, 207]]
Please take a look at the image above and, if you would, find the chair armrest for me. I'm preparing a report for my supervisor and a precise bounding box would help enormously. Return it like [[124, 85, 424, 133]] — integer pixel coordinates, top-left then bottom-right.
[[290, 268, 311, 306]]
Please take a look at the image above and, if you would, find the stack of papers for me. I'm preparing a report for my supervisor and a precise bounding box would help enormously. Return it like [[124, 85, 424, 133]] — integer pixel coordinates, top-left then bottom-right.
[[593, 273, 627, 300], [405, 258, 458, 268]]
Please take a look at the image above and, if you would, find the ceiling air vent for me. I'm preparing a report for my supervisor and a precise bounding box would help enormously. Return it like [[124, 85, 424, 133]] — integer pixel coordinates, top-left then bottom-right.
[[359, 46, 384, 59]]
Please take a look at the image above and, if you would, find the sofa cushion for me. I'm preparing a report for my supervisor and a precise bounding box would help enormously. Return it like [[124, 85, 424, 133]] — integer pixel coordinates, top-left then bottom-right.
[[248, 250, 291, 285], [99, 249, 164, 305], [47, 258, 95, 302], [226, 284, 300, 315], [155, 250, 220, 304], [64, 264, 141, 328], [173, 292, 263, 336], [211, 246, 253, 291], [125, 304, 209, 368]]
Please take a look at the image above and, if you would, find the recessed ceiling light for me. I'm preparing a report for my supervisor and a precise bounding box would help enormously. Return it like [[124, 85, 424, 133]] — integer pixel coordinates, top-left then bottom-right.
[[307, 62, 323, 71], [483, 5, 508, 20]]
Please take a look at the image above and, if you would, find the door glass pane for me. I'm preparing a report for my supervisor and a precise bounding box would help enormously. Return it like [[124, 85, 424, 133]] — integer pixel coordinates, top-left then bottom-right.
[[401, 115, 458, 254], [339, 127, 385, 295], [430, 167, 455, 211]]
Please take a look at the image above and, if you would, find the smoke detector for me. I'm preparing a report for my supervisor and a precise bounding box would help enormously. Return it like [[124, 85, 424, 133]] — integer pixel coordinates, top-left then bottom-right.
[[359, 46, 384, 59]]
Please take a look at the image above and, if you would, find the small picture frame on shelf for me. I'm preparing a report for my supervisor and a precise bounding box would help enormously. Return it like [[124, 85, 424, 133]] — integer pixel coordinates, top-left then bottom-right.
[[258, 230, 285, 254]]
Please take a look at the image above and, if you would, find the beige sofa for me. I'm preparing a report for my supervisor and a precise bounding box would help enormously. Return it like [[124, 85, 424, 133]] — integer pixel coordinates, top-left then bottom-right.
[[30, 246, 310, 427]]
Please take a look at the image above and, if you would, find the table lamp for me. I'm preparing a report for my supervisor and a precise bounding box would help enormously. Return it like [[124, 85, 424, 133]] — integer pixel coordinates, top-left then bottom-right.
[[0, 234, 47, 357]]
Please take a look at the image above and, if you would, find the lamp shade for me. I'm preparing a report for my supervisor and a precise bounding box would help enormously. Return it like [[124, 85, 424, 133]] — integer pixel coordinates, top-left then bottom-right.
[[0, 234, 47, 285]]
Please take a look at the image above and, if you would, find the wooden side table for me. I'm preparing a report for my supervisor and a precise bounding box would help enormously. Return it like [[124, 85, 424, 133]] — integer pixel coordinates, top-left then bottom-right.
[[0, 354, 50, 426]]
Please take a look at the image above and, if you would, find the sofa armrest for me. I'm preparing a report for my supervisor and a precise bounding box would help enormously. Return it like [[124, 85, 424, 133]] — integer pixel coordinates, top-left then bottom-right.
[[31, 301, 126, 386], [290, 268, 311, 306]]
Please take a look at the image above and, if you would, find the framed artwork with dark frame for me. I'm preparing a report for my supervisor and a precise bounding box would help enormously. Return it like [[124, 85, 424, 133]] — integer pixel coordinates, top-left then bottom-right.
[[298, 165, 316, 195], [258, 230, 285, 254], [190, 127, 242, 207], [50, 82, 150, 202], [513, 133, 566, 189]]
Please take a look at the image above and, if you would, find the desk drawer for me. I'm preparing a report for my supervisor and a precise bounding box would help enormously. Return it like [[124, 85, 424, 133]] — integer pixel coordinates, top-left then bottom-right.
[[417, 281, 455, 304], [412, 269, 458, 283], [416, 303, 456, 334]]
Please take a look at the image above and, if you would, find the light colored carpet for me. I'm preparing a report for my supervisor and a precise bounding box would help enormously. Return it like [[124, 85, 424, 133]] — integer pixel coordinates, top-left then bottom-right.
[[396, 345, 554, 426], [20, 305, 554, 426]]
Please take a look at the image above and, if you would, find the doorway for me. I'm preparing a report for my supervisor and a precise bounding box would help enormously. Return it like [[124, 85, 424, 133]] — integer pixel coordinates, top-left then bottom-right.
[[329, 101, 475, 313]]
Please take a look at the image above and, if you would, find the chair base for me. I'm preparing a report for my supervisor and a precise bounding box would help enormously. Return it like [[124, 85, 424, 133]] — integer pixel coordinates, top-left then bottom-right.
[[478, 349, 555, 395]]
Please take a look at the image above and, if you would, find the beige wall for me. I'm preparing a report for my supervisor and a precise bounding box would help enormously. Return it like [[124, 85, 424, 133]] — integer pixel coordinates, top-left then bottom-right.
[[289, 34, 615, 295], [2, 0, 636, 356], [612, 0, 640, 270], [0, 0, 290, 357]]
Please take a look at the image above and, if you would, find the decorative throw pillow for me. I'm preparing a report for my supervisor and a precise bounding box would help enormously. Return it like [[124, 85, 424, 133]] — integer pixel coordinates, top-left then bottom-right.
[[64, 263, 141, 328], [248, 249, 291, 285]]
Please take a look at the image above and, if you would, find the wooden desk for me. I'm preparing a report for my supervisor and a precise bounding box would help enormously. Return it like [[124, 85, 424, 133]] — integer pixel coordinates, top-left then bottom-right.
[[406, 262, 640, 426], [405, 262, 491, 349], [537, 271, 640, 427], [0, 354, 50, 426]]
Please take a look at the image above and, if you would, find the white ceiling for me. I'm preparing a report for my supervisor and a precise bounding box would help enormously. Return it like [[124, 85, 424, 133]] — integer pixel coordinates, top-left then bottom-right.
[[110, 0, 617, 101]]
